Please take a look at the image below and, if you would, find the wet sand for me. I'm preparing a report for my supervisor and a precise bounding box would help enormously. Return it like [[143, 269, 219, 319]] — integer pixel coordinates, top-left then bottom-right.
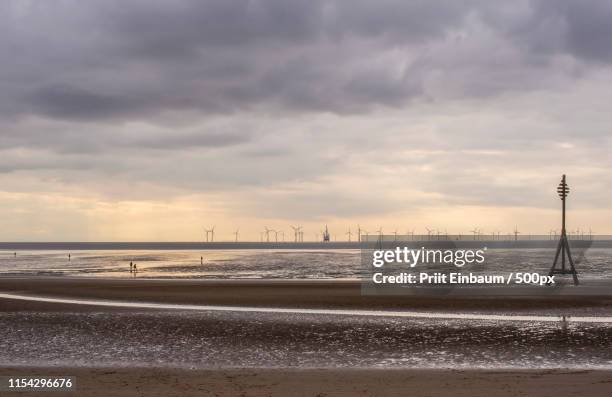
[[1, 277, 611, 314], [1, 278, 611, 395], [0, 367, 611, 397]]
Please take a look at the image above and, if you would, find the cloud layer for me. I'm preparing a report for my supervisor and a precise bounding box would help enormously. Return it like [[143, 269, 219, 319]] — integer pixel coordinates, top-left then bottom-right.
[[1, 0, 612, 239]]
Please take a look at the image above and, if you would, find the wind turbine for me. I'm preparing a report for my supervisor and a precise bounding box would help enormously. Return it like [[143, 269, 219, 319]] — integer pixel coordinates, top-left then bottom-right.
[[393, 229, 398, 242], [233, 229, 239, 243], [204, 226, 215, 242], [272, 229, 279, 243], [470, 227, 479, 241], [290, 225, 300, 242], [357, 225, 362, 242], [346, 228, 353, 242], [513, 226, 520, 242], [375, 227, 383, 245], [264, 227, 271, 243], [425, 227, 433, 240]]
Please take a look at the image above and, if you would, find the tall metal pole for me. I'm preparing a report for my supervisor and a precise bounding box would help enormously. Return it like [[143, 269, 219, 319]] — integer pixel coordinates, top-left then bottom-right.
[[560, 175, 567, 272], [550, 174, 578, 285]]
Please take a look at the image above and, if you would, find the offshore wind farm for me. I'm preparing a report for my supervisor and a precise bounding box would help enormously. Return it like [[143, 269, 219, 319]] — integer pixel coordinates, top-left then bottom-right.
[[1, 232, 610, 251]]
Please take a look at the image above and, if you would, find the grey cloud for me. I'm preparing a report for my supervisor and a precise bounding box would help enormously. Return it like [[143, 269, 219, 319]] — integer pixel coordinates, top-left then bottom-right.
[[484, 0, 612, 64], [546, 0, 612, 62], [132, 131, 251, 150], [0, 126, 251, 155], [27, 85, 141, 121], [0, 0, 484, 121]]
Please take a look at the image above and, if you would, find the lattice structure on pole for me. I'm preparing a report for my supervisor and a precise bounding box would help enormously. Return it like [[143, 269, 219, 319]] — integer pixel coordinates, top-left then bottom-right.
[[548, 174, 579, 285]]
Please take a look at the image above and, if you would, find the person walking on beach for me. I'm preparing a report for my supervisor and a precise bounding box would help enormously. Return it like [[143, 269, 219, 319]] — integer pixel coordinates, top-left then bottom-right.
[[201, 256, 203, 265], [14, 252, 16, 257], [130, 261, 133, 272], [68, 253, 71, 261]]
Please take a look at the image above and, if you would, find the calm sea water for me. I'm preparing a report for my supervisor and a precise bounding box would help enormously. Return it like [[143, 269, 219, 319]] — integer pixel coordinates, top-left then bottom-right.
[[1, 248, 611, 279]]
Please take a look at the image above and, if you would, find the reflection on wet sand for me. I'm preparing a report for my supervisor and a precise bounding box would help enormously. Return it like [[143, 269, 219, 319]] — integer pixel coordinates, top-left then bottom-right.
[[0, 309, 610, 369]]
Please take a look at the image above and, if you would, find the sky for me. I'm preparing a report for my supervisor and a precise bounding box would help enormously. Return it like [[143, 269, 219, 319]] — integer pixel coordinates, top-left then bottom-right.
[[1, 0, 612, 241]]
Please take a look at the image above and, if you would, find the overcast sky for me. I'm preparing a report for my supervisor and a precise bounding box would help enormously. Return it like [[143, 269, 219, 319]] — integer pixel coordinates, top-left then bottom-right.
[[2, 0, 612, 241]]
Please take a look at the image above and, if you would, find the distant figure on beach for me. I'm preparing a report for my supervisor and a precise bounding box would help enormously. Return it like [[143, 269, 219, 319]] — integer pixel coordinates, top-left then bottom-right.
[[201, 256, 203, 265], [130, 261, 133, 272], [14, 252, 16, 257], [68, 253, 71, 261]]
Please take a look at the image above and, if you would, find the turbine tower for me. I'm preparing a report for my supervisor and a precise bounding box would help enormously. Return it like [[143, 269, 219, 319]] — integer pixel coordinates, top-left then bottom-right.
[[346, 228, 353, 242], [322, 225, 330, 242], [375, 227, 383, 249], [425, 227, 433, 240], [204, 226, 215, 242], [548, 174, 579, 285], [290, 225, 299, 242], [470, 228, 479, 241], [406, 229, 415, 240], [233, 229, 239, 243]]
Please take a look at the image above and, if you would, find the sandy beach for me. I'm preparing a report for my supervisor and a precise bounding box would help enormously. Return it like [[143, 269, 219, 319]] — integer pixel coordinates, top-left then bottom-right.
[[1, 278, 611, 396], [1, 277, 611, 314], [1, 367, 611, 397]]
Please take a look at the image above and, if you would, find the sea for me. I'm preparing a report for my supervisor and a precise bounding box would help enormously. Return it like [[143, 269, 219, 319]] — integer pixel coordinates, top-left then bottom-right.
[[1, 247, 611, 279]]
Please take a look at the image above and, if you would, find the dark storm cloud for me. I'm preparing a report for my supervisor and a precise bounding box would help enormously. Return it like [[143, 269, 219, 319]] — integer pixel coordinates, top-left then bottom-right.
[[559, 1, 612, 62], [27, 85, 141, 121], [482, 0, 612, 63], [2, 0, 611, 125], [0, 0, 477, 123]]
